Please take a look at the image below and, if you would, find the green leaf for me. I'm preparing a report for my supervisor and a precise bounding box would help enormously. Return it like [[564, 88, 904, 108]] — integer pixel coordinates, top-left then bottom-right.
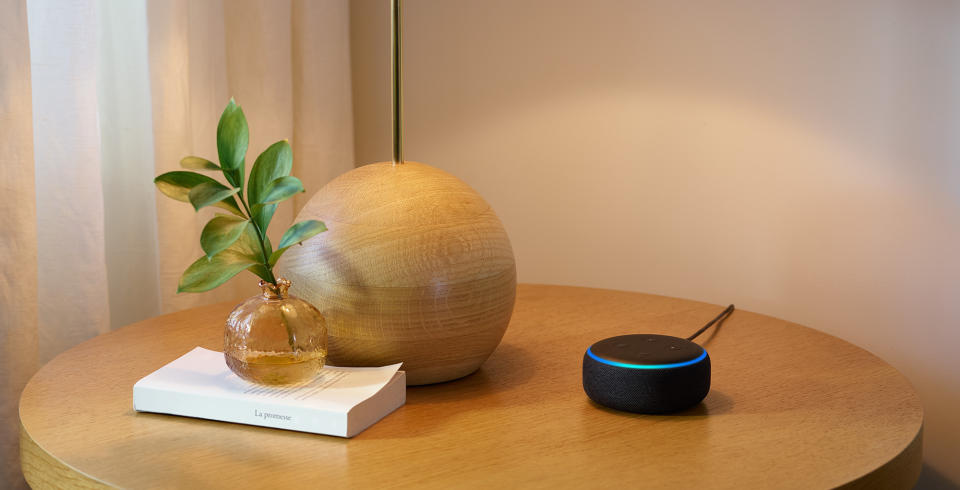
[[270, 220, 327, 266], [248, 140, 292, 204], [200, 215, 249, 259], [224, 167, 244, 192], [268, 249, 284, 267], [180, 156, 220, 171], [210, 197, 244, 217], [217, 98, 249, 172], [246, 264, 274, 283], [233, 220, 273, 267], [232, 219, 267, 259], [263, 233, 273, 259], [250, 202, 277, 241], [278, 220, 327, 250], [177, 250, 258, 293], [261, 176, 304, 204], [154, 171, 211, 201], [178, 221, 273, 292], [236, 221, 275, 281], [154, 171, 244, 216], [187, 182, 240, 212]]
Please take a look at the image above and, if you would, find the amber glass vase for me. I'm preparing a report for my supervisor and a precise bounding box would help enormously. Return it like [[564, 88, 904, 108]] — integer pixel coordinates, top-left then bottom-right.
[[224, 278, 327, 385]]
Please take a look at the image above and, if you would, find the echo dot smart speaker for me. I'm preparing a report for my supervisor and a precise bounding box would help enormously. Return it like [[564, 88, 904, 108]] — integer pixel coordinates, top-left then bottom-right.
[[582, 334, 710, 414]]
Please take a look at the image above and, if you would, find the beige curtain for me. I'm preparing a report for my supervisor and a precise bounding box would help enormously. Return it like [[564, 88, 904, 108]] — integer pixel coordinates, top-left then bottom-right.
[[0, 0, 41, 487], [0, 0, 354, 485]]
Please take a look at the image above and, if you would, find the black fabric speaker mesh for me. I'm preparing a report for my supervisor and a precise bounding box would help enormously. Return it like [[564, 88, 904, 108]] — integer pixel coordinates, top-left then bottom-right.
[[582, 352, 710, 414]]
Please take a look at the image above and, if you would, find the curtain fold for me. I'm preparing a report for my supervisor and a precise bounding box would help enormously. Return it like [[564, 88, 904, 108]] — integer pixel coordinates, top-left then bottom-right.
[[99, 0, 164, 329], [0, 1, 39, 486], [292, 0, 356, 212], [148, 0, 256, 312], [28, 0, 113, 364], [0, 0, 355, 485]]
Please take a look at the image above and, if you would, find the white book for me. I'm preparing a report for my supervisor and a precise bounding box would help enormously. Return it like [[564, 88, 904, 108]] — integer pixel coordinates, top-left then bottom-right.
[[133, 347, 405, 438]]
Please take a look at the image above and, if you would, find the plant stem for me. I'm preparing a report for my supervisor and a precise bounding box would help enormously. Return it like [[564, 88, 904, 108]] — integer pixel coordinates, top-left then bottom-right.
[[236, 188, 277, 284], [237, 187, 296, 352]]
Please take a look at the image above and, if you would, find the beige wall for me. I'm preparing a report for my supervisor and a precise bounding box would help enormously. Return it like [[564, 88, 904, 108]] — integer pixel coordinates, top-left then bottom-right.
[[352, 0, 960, 485]]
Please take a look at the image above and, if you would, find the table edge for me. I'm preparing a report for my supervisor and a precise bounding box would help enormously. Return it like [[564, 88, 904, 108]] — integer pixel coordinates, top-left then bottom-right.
[[20, 419, 115, 489], [840, 423, 923, 490], [17, 284, 925, 488]]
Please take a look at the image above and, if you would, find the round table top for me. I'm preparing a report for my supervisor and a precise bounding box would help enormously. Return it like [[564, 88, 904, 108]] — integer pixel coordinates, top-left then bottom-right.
[[20, 284, 923, 489]]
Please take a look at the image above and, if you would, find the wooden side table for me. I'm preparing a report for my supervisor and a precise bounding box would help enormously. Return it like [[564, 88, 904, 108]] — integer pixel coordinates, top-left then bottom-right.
[[20, 284, 923, 488]]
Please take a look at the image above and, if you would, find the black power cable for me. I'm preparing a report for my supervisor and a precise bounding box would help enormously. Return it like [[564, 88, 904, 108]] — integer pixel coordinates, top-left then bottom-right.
[[687, 304, 735, 341]]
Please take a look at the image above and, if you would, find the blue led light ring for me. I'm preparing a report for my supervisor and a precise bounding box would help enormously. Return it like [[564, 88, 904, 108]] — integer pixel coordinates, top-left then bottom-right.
[[586, 347, 707, 369]]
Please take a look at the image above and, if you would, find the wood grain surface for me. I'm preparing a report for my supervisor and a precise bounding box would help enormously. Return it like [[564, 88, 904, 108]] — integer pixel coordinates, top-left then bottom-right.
[[278, 161, 517, 385], [19, 284, 923, 489]]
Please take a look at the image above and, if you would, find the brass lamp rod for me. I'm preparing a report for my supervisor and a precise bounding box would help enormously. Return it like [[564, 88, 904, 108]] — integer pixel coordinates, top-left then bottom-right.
[[391, 0, 404, 165]]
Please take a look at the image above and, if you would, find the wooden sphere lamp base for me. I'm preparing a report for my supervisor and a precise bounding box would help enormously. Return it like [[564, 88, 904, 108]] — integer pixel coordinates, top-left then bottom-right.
[[278, 161, 517, 385]]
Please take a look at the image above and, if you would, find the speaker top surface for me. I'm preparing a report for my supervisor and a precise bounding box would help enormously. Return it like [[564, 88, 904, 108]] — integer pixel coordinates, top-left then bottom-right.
[[587, 334, 705, 369]]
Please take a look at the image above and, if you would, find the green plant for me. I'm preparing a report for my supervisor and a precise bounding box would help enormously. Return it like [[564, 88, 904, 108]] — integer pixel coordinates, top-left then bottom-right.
[[154, 99, 326, 292]]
